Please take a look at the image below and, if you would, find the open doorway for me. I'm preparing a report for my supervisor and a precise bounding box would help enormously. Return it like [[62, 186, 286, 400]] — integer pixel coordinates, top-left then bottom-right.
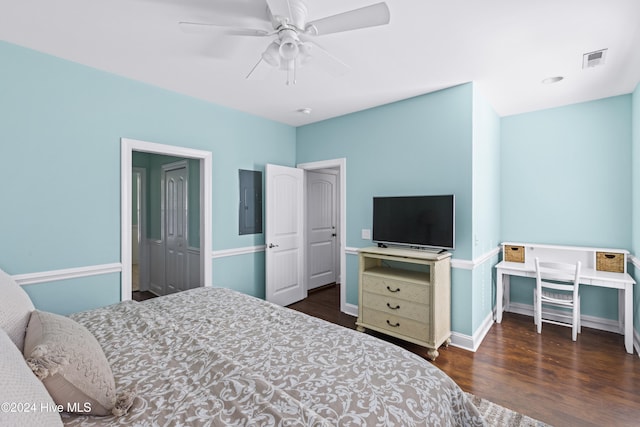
[[120, 138, 212, 302], [130, 155, 200, 299], [299, 159, 347, 314]]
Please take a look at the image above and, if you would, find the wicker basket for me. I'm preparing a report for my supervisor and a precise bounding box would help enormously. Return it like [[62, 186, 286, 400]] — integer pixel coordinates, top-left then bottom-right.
[[504, 245, 525, 263], [596, 252, 624, 273]]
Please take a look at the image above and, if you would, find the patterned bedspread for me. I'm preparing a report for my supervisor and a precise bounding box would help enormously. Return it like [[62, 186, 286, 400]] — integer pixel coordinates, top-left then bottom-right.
[[63, 287, 485, 426]]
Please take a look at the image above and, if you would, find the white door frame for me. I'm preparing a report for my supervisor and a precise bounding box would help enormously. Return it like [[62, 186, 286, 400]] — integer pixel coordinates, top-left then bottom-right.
[[306, 169, 338, 290], [132, 167, 147, 292], [297, 158, 347, 314], [121, 138, 212, 301]]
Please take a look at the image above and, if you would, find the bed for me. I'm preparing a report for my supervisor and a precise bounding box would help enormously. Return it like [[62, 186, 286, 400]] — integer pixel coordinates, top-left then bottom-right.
[[1, 268, 485, 426]]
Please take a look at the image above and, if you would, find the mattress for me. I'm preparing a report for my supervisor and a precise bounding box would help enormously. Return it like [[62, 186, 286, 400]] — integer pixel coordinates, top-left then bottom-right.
[[62, 287, 485, 426]]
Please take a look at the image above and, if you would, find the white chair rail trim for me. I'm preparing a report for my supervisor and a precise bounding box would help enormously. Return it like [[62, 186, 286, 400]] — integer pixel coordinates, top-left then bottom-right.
[[14, 247, 627, 287], [13, 263, 123, 286], [211, 245, 266, 259], [346, 246, 501, 270]]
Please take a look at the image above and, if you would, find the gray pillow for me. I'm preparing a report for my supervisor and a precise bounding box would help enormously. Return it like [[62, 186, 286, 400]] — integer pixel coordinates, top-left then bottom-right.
[[0, 267, 34, 351], [23, 310, 118, 416], [0, 328, 63, 426]]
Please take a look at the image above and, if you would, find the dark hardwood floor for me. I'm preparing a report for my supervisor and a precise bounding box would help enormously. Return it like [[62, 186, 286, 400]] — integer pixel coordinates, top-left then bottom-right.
[[288, 284, 640, 427], [131, 290, 157, 301]]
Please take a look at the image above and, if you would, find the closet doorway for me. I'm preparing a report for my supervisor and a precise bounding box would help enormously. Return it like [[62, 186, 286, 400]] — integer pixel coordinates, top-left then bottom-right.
[[120, 138, 212, 301], [133, 156, 196, 297], [300, 159, 347, 314]]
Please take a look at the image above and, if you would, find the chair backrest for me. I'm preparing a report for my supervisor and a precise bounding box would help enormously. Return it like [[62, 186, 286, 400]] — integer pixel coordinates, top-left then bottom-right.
[[534, 257, 581, 298]]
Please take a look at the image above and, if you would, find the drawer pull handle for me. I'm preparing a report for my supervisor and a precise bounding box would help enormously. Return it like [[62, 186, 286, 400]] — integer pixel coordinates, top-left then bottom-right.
[[386, 286, 400, 293], [604, 254, 616, 259], [386, 302, 400, 310], [386, 320, 400, 328], [510, 247, 520, 251]]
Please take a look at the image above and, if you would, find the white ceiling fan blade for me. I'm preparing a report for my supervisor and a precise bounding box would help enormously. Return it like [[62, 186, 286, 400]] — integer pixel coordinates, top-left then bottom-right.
[[246, 57, 274, 80], [179, 22, 271, 37], [301, 40, 351, 77], [305, 2, 390, 36]]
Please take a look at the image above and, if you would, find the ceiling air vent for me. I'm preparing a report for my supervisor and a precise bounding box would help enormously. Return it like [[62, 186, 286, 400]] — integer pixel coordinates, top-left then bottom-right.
[[583, 49, 607, 69]]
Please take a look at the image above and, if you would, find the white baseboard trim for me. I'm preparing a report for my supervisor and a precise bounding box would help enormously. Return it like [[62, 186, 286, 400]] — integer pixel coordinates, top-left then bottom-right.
[[343, 302, 358, 317], [507, 302, 622, 334], [13, 263, 122, 286], [450, 311, 494, 352], [635, 329, 640, 358]]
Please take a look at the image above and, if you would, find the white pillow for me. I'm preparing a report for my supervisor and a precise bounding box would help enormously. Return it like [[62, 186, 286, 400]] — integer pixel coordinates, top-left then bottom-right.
[[23, 310, 118, 416], [0, 328, 63, 427], [0, 267, 34, 351]]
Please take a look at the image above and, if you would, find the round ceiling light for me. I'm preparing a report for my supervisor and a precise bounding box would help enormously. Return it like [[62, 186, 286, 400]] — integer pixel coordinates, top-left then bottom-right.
[[297, 108, 312, 115]]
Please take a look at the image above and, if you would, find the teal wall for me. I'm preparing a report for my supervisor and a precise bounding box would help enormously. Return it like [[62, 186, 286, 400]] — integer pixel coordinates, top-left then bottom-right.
[[0, 41, 295, 313], [1, 39, 637, 342], [297, 83, 474, 259], [296, 83, 478, 334], [501, 95, 633, 320], [470, 86, 501, 333], [296, 83, 501, 336]]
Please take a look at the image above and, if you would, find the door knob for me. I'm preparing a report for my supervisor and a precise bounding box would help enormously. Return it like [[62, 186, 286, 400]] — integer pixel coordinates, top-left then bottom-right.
[[268, 243, 279, 248]]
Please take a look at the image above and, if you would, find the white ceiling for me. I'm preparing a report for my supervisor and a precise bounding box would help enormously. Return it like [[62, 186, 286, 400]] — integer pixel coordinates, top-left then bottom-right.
[[1, 0, 639, 126]]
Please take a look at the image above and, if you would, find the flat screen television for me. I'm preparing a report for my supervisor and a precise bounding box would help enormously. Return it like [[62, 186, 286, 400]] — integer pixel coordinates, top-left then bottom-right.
[[372, 195, 455, 251]]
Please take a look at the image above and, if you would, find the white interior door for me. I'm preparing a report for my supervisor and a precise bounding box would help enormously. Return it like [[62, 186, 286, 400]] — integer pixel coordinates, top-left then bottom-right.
[[265, 164, 306, 306], [307, 170, 338, 290], [165, 166, 188, 294]]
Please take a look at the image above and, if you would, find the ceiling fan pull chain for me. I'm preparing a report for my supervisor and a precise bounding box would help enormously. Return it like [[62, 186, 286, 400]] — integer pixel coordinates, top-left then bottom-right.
[[286, 59, 297, 86], [293, 60, 298, 85]]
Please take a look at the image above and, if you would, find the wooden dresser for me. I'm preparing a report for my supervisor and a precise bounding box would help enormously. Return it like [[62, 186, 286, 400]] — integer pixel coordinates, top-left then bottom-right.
[[355, 246, 451, 360]]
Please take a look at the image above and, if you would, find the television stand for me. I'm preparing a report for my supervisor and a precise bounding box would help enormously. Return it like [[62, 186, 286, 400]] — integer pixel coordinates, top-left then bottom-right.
[[355, 246, 451, 360], [413, 247, 446, 254]]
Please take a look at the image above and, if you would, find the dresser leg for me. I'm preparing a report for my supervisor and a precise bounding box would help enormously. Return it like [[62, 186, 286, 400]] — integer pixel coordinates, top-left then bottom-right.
[[444, 338, 451, 347], [427, 348, 439, 361], [356, 325, 365, 332]]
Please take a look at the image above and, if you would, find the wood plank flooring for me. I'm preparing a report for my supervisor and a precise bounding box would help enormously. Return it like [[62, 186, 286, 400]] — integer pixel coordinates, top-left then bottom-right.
[[287, 284, 640, 427]]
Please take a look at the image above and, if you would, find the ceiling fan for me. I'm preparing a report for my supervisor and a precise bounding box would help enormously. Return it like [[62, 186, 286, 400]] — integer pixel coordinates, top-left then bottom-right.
[[179, 0, 390, 85]]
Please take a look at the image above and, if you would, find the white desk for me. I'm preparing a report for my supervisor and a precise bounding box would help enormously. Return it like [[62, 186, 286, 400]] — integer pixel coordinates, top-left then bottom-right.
[[495, 242, 635, 354]]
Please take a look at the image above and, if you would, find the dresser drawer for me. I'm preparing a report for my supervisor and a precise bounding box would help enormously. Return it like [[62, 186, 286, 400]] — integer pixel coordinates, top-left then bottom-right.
[[362, 292, 429, 323], [362, 274, 429, 304], [362, 309, 429, 342]]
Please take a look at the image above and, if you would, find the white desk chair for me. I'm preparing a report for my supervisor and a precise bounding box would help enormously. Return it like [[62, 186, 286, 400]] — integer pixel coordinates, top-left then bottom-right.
[[534, 257, 582, 341]]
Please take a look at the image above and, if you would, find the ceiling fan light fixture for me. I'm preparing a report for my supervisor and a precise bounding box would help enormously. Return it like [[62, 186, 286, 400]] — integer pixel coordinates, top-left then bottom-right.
[[279, 38, 299, 60], [262, 41, 281, 67], [298, 42, 312, 65]]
